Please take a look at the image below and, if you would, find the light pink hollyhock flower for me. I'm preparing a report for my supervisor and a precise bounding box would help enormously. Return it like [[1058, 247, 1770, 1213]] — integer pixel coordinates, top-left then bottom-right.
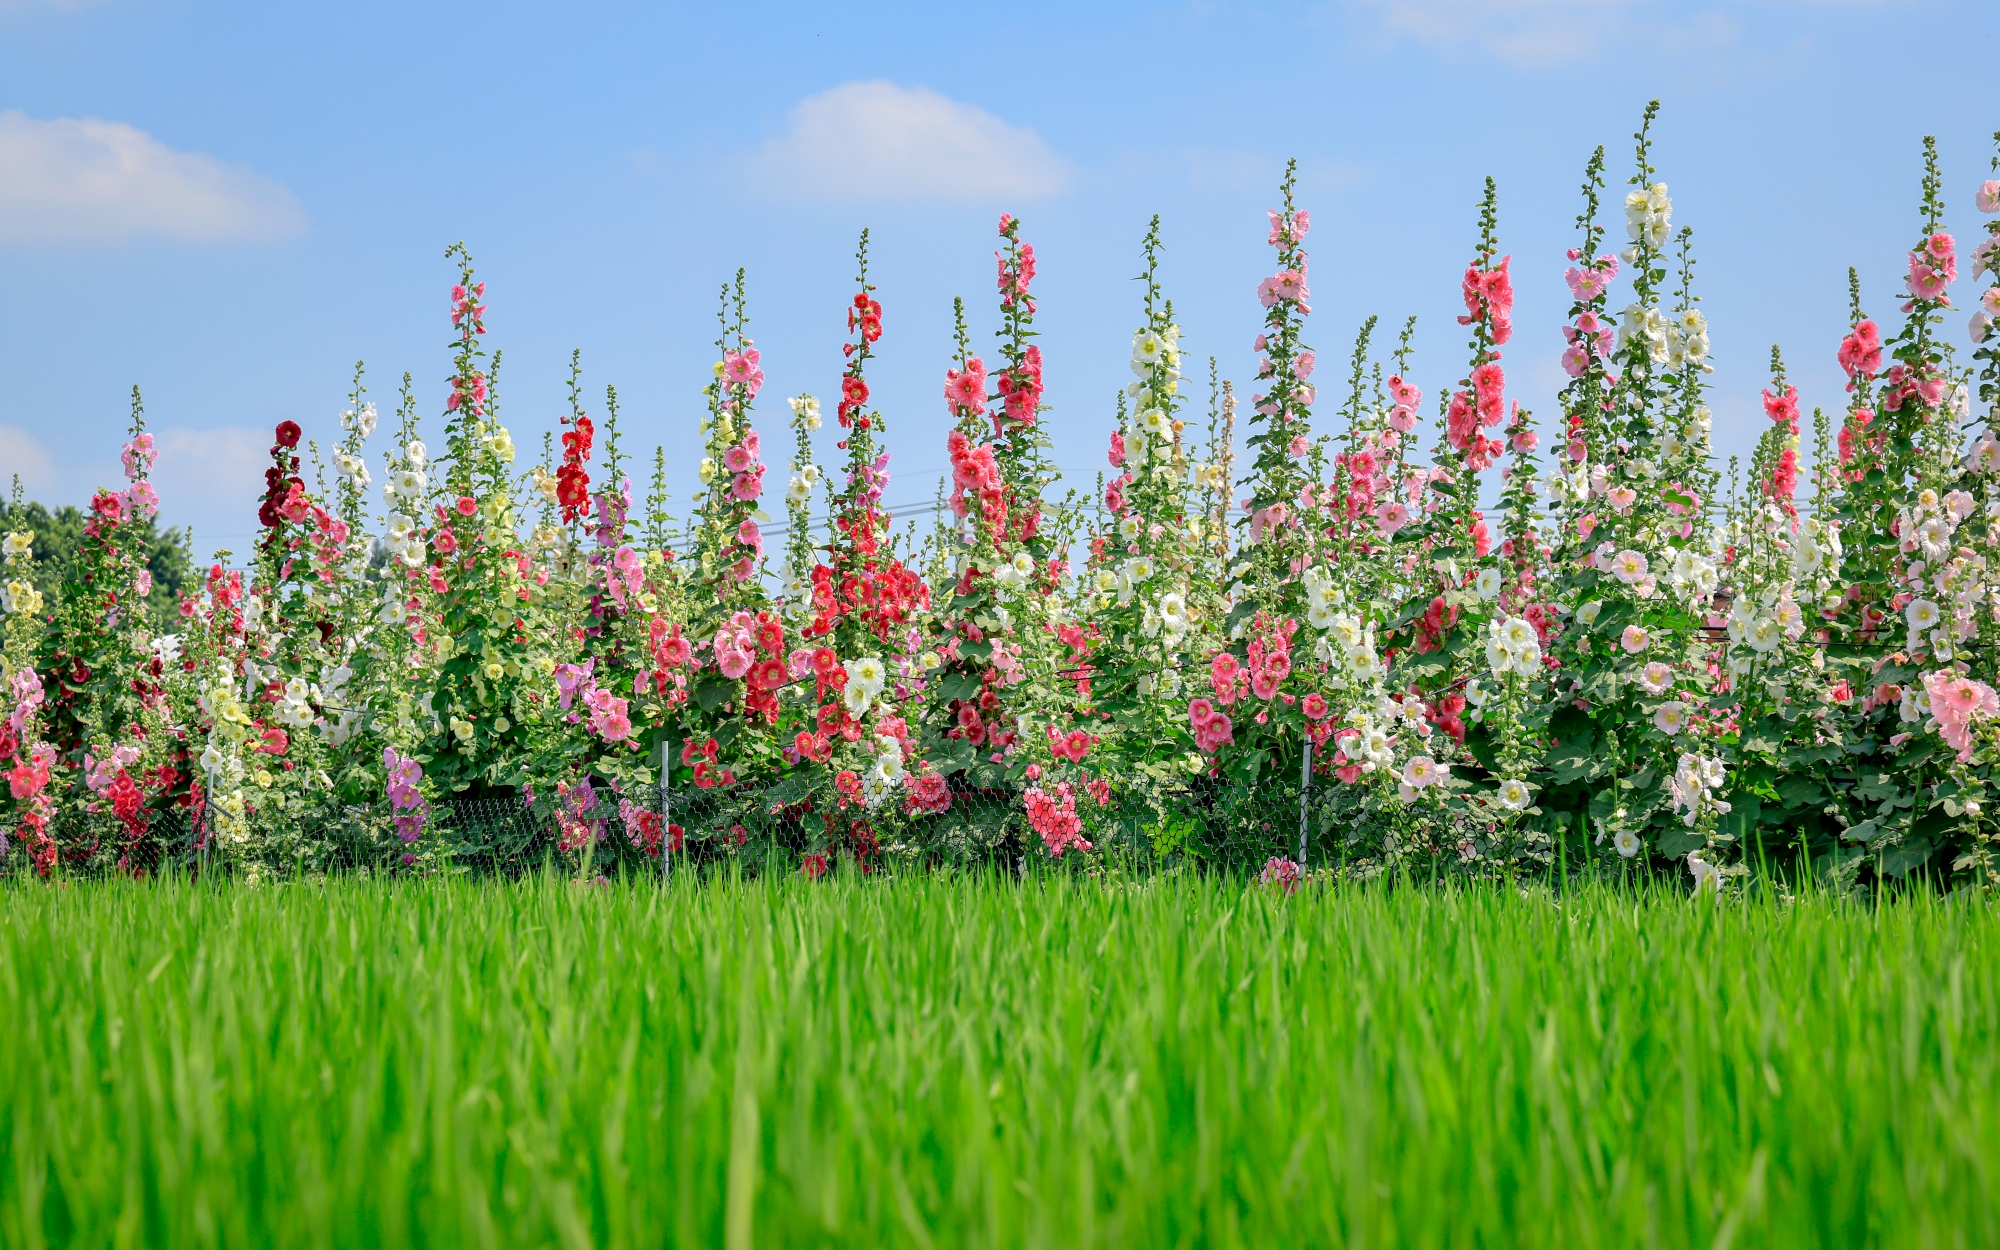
[[1375, 501, 1410, 537], [1923, 669, 1999, 761], [716, 645, 754, 681], [1975, 311, 1994, 344], [1638, 661, 1673, 695], [1294, 351, 1316, 380], [1652, 700, 1688, 735], [736, 519, 762, 549], [1401, 755, 1443, 789], [1577, 514, 1598, 540], [724, 445, 753, 473], [730, 556, 756, 582], [1620, 624, 1650, 654], [1510, 429, 1538, 453], [730, 471, 762, 502], [1561, 344, 1590, 378], [1983, 287, 2000, 315], [1288, 434, 1310, 457], [1978, 181, 2000, 214], [134, 570, 152, 597], [126, 480, 160, 520]]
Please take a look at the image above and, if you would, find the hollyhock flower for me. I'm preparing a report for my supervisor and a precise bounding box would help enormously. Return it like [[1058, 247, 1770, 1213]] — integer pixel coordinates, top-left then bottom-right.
[[274, 421, 302, 448], [716, 646, 754, 681], [454, 495, 478, 517], [125, 481, 160, 520], [1638, 661, 1674, 695], [1301, 692, 1329, 720], [1402, 755, 1442, 789], [1838, 320, 1883, 380], [1978, 180, 2000, 214], [1621, 624, 1650, 653], [1258, 269, 1309, 308], [1650, 701, 1689, 735], [1210, 653, 1242, 704], [1288, 434, 1310, 457]]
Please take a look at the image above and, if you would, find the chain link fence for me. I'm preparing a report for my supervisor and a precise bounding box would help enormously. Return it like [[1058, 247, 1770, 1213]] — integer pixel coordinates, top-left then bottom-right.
[[13, 759, 1392, 881]]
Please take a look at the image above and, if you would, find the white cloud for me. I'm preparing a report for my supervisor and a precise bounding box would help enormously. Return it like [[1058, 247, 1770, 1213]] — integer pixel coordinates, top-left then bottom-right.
[[148, 426, 272, 550], [1341, 0, 1742, 67], [0, 111, 306, 243], [0, 425, 58, 495], [750, 81, 1069, 204]]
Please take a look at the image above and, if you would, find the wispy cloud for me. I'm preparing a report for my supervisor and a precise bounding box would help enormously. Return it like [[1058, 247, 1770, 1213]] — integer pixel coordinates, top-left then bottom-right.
[[0, 425, 58, 495], [1, 422, 273, 554], [0, 111, 306, 243], [749, 81, 1069, 204]]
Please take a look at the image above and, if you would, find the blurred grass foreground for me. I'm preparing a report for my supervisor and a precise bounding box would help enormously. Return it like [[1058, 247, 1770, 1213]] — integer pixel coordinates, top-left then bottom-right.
[[0, 873, 1994, 1248]]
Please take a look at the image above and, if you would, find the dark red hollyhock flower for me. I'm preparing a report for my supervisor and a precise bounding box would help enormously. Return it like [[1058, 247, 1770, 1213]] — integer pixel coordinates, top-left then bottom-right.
[[274, 421, 302, 449]]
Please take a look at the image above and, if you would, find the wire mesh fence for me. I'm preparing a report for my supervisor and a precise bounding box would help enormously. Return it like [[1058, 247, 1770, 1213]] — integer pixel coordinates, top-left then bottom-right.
[[10, 764, 1391, 882]]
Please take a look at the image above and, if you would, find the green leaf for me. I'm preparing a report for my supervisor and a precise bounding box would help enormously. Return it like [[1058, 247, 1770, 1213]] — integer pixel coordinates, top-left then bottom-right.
[[933, 671, 981, 705], [693, 674, 731, 713], [1653, 828, 1706, 858], [1879, 837, 1935, 878]]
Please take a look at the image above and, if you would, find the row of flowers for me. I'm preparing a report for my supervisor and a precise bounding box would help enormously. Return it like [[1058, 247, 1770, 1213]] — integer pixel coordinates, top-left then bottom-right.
[[6, 110, 2000, 893]]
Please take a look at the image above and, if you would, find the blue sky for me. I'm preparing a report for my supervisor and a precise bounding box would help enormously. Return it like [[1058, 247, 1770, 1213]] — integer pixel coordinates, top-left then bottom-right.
[[0, 0, 1993, 560]]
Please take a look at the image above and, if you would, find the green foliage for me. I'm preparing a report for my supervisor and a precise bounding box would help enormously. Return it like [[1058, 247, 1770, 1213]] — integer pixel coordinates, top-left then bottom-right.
[[0, 494, 194, 631]]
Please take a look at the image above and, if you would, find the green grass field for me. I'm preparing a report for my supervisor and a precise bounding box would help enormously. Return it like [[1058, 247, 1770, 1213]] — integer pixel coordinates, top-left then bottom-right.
[[0, 873, 1993, 1248]]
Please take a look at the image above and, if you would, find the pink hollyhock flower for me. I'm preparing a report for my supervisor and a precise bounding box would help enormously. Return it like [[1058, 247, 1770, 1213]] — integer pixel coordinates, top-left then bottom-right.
[[716, 646, 754, 681], [1621, 624, 1650, 654], [736, 518, 762, 549], [1375, 500, 1410, 537], [1258, 269, 1309, 307], [1978, 180, 2000, 214], [1510, 429, 1538, 453], [1210, 653, 1242, 705], [1294, 351, 1316, 380], [724, 445, 753, 473], [1301, 692, 1329, 720], [1251, 668, 1281, 701], [433, 528, 458, 556], [730, 471, 762, 502], [125, 481, 160, 521], [1288, 434, 1310, 457], [455, 495, 478, 517], [1908, 257, 1951, 302]]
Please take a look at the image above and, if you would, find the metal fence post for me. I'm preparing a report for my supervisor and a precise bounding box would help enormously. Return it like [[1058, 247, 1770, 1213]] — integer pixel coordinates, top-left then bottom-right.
[[658, 737, 672, 883], [1297, 740, 1312, 865]]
